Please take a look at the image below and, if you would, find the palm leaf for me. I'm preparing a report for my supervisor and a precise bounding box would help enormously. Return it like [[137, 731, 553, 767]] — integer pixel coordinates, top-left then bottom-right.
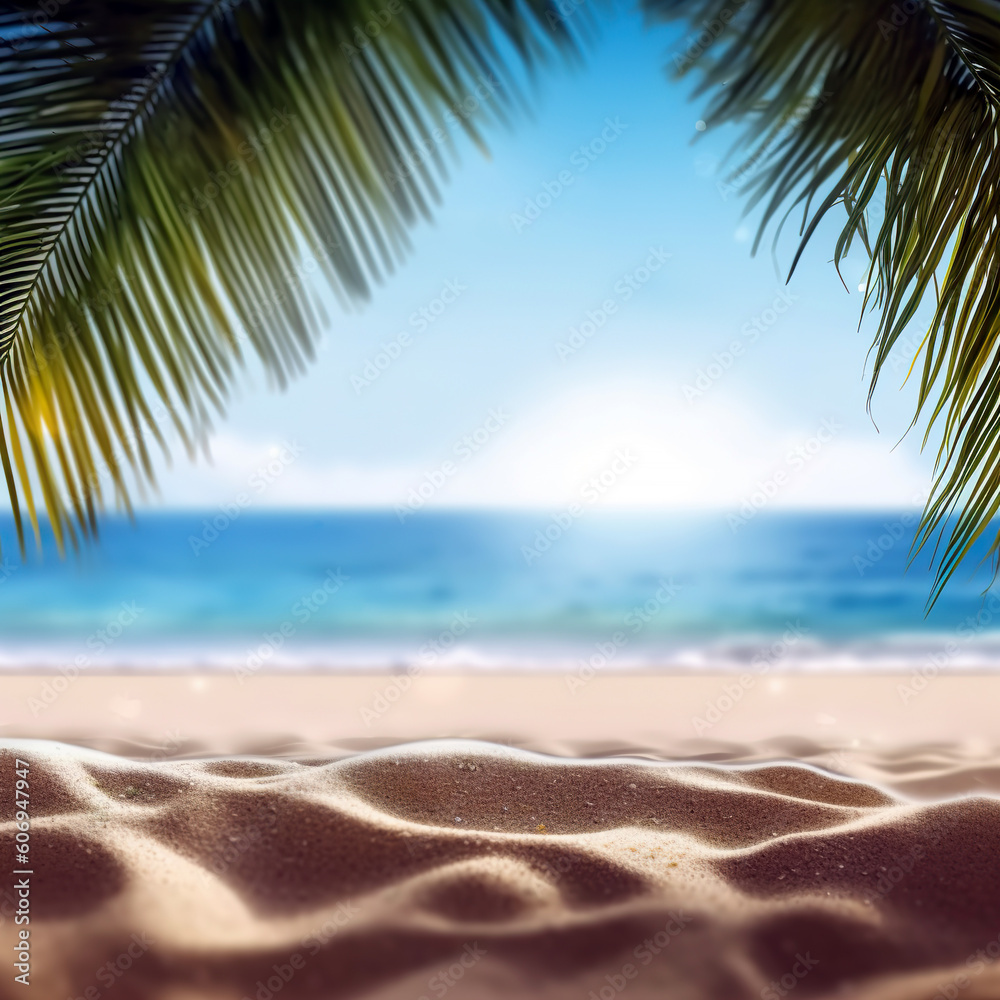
[[0, 0, 580, 555], [648, 0, 1000, 606]]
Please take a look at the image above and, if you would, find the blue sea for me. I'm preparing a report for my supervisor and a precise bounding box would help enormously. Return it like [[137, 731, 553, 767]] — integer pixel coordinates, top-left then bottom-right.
[[2, 510, 1000, 671]]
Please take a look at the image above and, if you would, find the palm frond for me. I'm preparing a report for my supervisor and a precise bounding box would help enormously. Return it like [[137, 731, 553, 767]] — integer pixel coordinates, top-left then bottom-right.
[[0, 0, 580, 555], [648, 0, 1000, 606]]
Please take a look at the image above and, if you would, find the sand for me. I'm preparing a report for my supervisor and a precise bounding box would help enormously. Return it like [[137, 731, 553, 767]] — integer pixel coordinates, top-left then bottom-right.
[[5, 673, 1000, 758], [3, 729, 1000, 1000]]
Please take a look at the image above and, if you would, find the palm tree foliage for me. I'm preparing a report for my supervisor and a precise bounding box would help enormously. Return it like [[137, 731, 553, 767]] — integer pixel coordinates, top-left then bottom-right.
[[0, 0, 578, 555], [647, 0, 1000, 604]]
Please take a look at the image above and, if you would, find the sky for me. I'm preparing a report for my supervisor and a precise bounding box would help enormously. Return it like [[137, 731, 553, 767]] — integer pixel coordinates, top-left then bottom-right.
[[144, 5, 936, 515]]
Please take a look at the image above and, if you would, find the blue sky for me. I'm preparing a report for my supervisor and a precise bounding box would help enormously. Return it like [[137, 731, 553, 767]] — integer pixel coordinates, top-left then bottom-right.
[[147, 6, 935, 513]]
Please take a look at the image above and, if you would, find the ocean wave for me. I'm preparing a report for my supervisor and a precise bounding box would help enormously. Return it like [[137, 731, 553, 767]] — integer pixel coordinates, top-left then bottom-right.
[[4, 633, 1000, 673]]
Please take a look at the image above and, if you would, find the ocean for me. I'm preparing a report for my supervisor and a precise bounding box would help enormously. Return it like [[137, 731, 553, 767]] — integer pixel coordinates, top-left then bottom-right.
[[1, 510, 999, 671]]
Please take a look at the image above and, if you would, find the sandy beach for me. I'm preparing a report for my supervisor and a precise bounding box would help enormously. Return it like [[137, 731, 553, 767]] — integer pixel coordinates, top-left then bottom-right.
[[3, 733, 1000, 1000], [4, 0, 1000, 992], [3, 673, 1000, 760], [1, 674, 999, 999]]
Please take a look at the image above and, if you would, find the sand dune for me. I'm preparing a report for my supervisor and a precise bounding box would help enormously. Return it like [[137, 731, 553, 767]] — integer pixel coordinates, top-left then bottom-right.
[[2, 739, 1000, 1000]]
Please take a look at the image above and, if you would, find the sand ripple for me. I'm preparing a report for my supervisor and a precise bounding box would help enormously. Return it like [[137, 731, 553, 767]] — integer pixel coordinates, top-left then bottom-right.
[[2, 739, 1000, 999]]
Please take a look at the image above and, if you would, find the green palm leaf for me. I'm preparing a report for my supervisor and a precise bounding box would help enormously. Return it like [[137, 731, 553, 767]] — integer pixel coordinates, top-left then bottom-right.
[[649, 0, 1000, 606], [0, 0, 579, 555]]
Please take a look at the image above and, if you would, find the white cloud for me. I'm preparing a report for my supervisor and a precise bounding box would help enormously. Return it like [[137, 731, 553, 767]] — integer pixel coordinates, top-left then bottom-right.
[[146, 380, 932, 511]]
